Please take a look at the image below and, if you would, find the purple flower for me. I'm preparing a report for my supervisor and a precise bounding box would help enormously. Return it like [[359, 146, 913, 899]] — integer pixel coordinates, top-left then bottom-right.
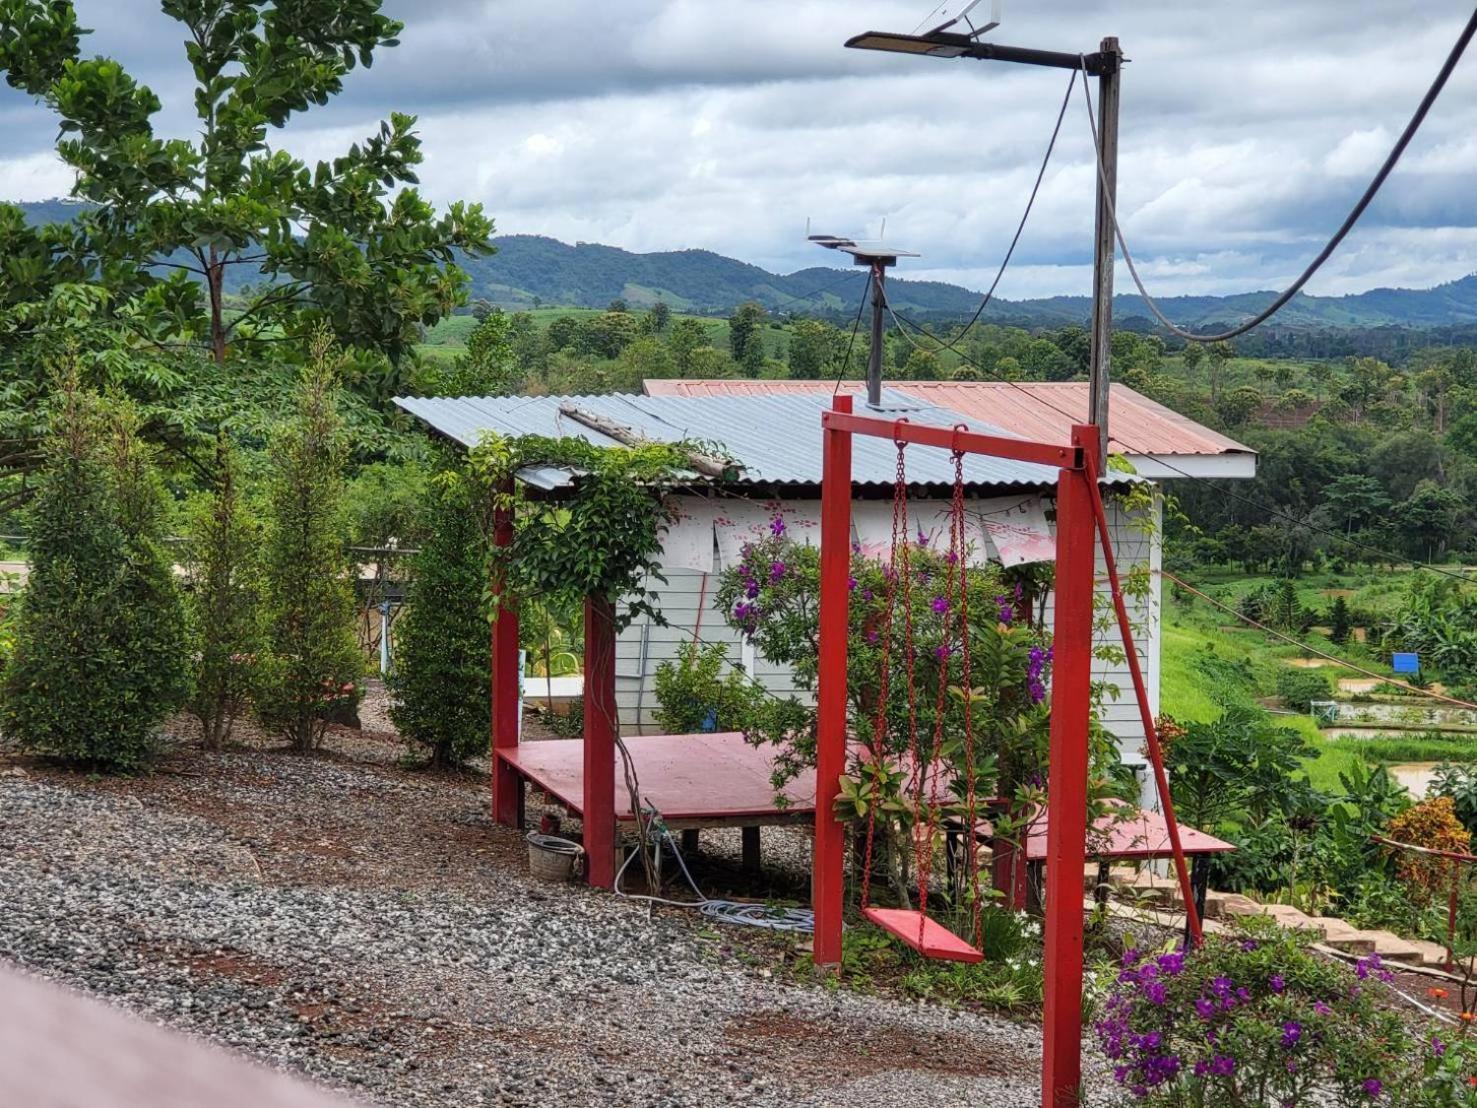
[[1281, 1021, 1301, 1048], [1313, 1001, 1332, 1016], [994, 594, 1014, 623], [865, 630, 879, 645], [1142, 981, 1167, 1006], [769, 560, 786, 584], [745, 580, 759, 599], [1240, 940, 1259, 952], [862, 588, 874, 601], [1156, 951, 1185, 976], [945, 549, 959, 564], [931, 596, 949, 615], [916, 528, 929, 547], [847, 576, 857, 592], [1432, 1036, 1446, 1057], [770, 516, 786, 537], [1269, 974, 1285, 994], [1355, 953, 1382, 980], [934, 644, 952, 661], [1362, 1078, 1382, 1098], [1194, 997, 1216, 1021]]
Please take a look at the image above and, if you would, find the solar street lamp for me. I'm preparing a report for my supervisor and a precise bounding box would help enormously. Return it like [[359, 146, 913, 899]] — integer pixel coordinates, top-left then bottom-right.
[[844, 8, 1122, 468]]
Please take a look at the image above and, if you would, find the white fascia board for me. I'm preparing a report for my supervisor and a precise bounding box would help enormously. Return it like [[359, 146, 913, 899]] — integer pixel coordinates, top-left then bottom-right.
[[1126, 453, 1259, 480]]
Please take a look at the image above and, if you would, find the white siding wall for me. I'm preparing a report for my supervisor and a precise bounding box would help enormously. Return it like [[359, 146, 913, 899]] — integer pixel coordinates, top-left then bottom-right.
[[614, 490, 1162, 753]]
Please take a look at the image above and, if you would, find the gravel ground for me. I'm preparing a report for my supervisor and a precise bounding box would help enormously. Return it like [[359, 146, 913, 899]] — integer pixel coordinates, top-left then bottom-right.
[[0, 709, 1124, 1108]]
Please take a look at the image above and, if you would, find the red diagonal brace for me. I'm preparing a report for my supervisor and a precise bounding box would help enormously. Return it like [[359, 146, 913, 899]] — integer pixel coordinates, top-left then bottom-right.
[[1082, 455, 1202, 946]]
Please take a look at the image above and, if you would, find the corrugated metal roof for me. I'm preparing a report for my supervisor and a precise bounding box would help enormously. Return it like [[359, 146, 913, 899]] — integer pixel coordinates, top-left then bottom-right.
[[392, 391, 1115, 492], [641, 379, 1254, 459]]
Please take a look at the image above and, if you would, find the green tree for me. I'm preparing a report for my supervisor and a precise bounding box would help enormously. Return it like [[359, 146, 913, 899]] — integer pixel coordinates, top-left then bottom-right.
[[1323, 474, 1390, 535], [1206, 340, 1236, 402], [1022, 337, 1074, 381], [415, 310, 518, 396], [389, 468, 490, 767], [1181, 342, 1205, 375], [1329, 596, 1352, 645], [577, 310, 638, 359], [546, 315, 580, 351], [255, 337, 362, 751], [1215, 384, 1262, 427], [1394, 480, 1468, 562], [667, 317, 711, 375], [0, 376, 187, 769], [0, 0, 492, 370], [646, 300, 671, 333], [787, 318, 836, 378], [185, 434, 263, 751], [728, 300, 767, 365]]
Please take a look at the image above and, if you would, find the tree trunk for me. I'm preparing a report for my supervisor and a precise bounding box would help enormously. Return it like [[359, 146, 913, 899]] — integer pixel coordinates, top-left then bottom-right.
[[208, 247, 226, 365]]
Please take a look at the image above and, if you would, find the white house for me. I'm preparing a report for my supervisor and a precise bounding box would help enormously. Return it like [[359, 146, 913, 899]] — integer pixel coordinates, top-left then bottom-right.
[[395, 383, 1256, 765]]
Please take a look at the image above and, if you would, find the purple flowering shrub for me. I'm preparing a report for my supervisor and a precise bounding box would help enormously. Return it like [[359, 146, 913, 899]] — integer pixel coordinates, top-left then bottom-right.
[[1097, 927, 1473, 1106]]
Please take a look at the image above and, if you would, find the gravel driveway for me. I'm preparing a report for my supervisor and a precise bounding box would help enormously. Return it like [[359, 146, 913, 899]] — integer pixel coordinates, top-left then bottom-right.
[[0, 728, 1119, 1108]]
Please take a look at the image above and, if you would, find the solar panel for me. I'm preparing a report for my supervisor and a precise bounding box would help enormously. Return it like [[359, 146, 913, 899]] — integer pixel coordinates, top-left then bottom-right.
[[914, 0, 1002, 37]]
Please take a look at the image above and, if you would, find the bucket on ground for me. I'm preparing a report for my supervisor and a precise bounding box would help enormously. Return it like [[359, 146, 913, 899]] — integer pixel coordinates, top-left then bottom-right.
[[525, 832, 582, 882]]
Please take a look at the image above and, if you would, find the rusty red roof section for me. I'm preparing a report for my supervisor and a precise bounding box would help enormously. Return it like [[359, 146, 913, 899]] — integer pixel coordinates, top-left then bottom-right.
[[641, 379, 1253, 459]]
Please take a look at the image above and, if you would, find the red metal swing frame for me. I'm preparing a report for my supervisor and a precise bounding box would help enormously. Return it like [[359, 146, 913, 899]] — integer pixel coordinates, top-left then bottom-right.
[[812, 394, 1201, 1108]]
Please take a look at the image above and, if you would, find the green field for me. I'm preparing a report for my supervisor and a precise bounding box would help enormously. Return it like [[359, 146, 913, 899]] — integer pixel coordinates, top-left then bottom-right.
[[1158, 568, 1467, 793]]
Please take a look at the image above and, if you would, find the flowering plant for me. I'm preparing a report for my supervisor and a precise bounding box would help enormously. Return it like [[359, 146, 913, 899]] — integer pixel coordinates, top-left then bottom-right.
[[1097, 926, 1476, 1106]]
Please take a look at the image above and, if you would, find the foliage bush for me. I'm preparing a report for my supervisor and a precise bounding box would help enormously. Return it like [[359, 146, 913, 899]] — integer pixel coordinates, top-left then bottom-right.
[[1097, 927, 1476, 1105], [1276, 667, 1334, 712], [653, 641, 765, 734], [0, 382, 187, 769], [255, 344, 363, 751], [184, 436, 264, 751], [389, 470, 491, 767], [1428, 763, 1477, 837], [1384, 797, 1472, 901]]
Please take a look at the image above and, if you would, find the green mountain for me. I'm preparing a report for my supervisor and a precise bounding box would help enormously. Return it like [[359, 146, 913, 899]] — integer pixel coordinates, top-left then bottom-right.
[[462, 235, 1477, 332], [15, 201, 1477, 330]]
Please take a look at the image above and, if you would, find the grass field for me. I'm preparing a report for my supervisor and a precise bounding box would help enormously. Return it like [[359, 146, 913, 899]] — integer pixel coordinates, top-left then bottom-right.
[[1158, 567, 1474, 793]]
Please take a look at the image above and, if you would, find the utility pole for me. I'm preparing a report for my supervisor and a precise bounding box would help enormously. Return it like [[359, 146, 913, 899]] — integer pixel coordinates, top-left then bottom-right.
[[867, 262, 885, 407], [1087, 36, 1122, 470]]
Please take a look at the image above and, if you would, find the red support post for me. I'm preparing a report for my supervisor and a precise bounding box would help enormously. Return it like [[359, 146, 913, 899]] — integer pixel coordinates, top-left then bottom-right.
[[812, 394, 854, 967], [1040, 425, 1100, 1108], [583, 593, 618, 888], [490, 478, 522, 827]]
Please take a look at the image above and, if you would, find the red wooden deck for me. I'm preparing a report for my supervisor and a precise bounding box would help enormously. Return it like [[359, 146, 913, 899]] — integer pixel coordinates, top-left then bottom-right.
[[498, 732, 816, 827], [1019, 800, 1235, 861]]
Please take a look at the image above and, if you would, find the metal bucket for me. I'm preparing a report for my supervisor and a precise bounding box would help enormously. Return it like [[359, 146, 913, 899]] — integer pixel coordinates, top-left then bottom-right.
[[526, 832, 582, 882]]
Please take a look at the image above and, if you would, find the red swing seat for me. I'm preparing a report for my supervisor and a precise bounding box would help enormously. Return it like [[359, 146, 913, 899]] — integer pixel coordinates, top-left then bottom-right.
[[861, 906, 984, 963]]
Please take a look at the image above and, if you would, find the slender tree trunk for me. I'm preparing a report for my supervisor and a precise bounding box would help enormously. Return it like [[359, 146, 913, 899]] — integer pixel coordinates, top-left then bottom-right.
[[208, 246, 226, 365]]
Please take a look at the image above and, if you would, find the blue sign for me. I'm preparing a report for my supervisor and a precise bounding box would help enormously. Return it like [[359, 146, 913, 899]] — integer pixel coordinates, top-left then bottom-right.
[[1392, 652, 1420, 675]]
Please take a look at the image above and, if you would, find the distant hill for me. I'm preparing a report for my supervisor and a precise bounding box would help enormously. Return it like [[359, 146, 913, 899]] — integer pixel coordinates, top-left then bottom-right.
[[14, 200, 1477, 331]]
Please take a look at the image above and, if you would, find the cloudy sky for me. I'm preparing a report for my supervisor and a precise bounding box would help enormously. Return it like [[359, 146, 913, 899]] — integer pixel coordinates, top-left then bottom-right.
[[3, 0, 1476, 298]]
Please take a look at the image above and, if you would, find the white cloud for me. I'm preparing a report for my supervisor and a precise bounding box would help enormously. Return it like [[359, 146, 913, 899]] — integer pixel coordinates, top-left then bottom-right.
[[1, 0, 1474, 298]]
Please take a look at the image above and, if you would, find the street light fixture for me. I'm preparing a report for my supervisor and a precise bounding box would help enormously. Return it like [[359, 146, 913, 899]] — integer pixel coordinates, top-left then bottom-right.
[[841, 20, 1127, 1108]]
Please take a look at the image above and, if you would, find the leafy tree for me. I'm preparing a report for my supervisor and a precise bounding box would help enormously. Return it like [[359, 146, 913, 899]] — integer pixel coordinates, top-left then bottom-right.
[[184, 434, 263, 750], [1447, 412, 1477, 463], [1205, 340, 1236, 402], [667, 317, 712, 375], [1022, 337, 1074, 381], [0, 375, 187, 769], [546, 315, 580, 351], [255, 336, 362, 751], [1215, 384, 1262, 427], [646, 300, 671, 333], [577, 310, 638, 359], [606, 298, 628, 313], [902, 348, 941, 380], [653, 642, 763, 734], [1393, 479, 1468, 562], [1180, 342, 1204, 374], [414, 311, 518, 396], [617, 335, 674, 381], [727, 300, 767, 366], [389, 468, 489, 768], [0, 0, 493, 369], [1323, 474, 1390, 535], [787, 318, 836, 378]]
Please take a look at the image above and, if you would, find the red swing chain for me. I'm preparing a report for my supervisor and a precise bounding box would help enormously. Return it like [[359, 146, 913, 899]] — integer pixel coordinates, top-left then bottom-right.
[[950, 448, 984, 947], [859, 439, 912, 909]]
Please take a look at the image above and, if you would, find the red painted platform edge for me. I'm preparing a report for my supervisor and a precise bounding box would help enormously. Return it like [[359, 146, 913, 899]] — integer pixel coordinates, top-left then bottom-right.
[[861, 907, 984, 963], [494, 746, 819, 823]]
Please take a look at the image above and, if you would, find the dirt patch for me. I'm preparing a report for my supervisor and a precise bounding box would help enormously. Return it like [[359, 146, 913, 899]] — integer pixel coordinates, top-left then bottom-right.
[[725, 1010, 1026, 1079]]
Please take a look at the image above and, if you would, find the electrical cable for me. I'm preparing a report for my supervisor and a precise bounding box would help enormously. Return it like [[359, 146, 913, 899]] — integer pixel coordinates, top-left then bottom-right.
[[832, 280, 872, 394], [921, 65, 1078, 352], [1160, 570, 1477, 712], [1076, 7, 1477, 343], [878, 280, 1477, 585]]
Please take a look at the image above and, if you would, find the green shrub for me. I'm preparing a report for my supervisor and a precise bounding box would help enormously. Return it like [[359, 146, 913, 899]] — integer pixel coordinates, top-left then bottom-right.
[[255, 344, 362, 751], [389, 470, 490, 767], [1429, 762, 1477, 835], [653, 641, 763, 733], [1276, 667, 1334, 712], [0, 382, 187, 769], [184, 436, 263, 751]]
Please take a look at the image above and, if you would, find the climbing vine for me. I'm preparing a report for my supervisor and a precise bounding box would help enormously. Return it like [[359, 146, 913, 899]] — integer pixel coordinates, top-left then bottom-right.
[[467, 434, 709, 629]]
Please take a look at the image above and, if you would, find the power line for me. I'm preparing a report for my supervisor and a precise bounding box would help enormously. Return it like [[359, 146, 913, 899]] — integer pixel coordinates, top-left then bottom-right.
[[879, 283, 1477, 584], [924, 65, 1078, 349], [1076, 6, 1477, 343], [1161, 569, 1477, 712], [833, 280, 871, 395]]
